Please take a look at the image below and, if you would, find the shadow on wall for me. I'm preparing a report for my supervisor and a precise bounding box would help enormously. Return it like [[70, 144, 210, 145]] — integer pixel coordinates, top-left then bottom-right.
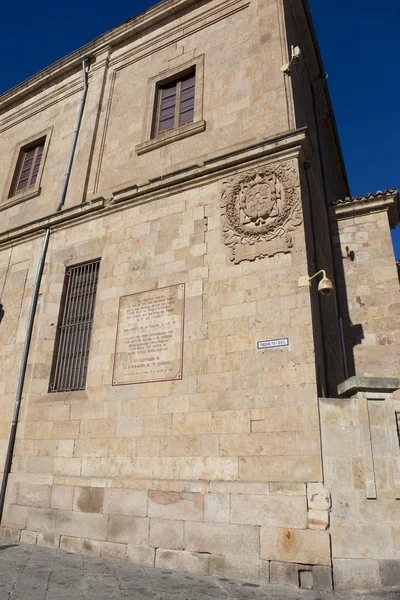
[[343, 246, 355, 262], [337, 245, 364, 378]]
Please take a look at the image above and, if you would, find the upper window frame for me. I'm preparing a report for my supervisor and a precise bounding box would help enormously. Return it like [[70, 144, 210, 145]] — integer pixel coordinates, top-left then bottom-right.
[[1, 127, 52, 210], [153, 69, 196, 137], [136, 55, 205, 156]]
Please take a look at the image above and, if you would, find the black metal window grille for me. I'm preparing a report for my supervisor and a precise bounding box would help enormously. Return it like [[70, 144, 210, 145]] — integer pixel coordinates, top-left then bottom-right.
[[50, 260, 100, 392]]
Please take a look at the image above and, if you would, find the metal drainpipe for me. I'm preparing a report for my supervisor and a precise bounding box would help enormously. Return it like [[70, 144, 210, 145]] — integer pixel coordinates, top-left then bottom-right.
[[0, 57, 91, 522], [55, 57, 90, 213]]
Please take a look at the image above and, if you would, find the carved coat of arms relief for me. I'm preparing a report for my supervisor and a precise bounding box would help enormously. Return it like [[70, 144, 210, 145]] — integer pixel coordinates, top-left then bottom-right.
[[221, 159, 302, 263]]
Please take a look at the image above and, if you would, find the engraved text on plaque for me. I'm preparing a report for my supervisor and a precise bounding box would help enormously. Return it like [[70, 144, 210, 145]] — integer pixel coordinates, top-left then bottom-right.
[[113, 284, 185, 385]]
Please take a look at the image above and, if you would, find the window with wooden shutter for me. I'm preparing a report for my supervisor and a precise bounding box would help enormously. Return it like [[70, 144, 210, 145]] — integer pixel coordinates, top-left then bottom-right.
[[153, 70, 196, 137], [49, 260, 100, 393], [10, 138, 45, 196]]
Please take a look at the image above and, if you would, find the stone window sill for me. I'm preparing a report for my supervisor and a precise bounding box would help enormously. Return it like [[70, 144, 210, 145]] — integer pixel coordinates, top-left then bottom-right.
[[0, 187, 41, 212], [35, 390, 88, 404], [135, 120, 206, 156]]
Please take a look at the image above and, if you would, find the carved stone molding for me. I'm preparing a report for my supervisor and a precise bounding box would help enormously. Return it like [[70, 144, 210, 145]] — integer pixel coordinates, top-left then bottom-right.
[[221, 159, 302, 263]]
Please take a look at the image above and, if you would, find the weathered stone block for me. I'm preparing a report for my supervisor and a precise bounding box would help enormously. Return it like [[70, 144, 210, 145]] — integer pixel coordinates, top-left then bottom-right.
[[308, 509, 329, 530], [333, 558, 380, 590], [185, 522, 259, 557], [81, 456, 133, 478], [81, 538, 102, 557], [53, 457, 82, 476], [143, 415, 172, 437], [204, 493, 229, 523], [51, 485, 74, 511], [126, 544, 155, 566], [101, 541, 127, 561], [148, 491, 203, 521], [107, 515, 149, 545], [270, 561, 308, 587], [312, 565, 333, 592], [149, 518, 184, 550], [260, 528, 330, 566], [2, 503, 28, 529], [115, 417, 143, 438], [0, 527, 20, 541], [79, 419, 115, 439], [230, 494, 307, 528], [211, 410, 250, 434], [378, 559, 400, 587], [52, 420, 80, 439], [239, 455, 322, 482], [20, 530, 38, 545], [331, 522, 395, 560], [180, 457, 238, 480], [307, 483, 331, 510], [55, 510, 108, 541], [16, 483, 51, 508], [172, 412, 211, 435], [156, 549, 209, 574], [27, 507, 56, 534], [37, 532, 60, 549], [4, 478, 19, 505], [74, 438, 109, 457], [73, 487, 104, 513], [270, 483, 306, 496], [60, 535, 83, 553], [260, 560, 270, 584], [209, 555, 265, 582], [159, 435, 200, 457], [103, 488, 147, 517]]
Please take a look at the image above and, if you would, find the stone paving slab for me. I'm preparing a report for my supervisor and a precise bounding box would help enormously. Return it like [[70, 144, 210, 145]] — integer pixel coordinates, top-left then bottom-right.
[[0, 539, 399, 600]]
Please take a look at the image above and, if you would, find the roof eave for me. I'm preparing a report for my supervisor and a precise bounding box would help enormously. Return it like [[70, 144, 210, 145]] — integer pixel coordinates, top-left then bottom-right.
[[330, 189, 399, 229], [0, 0, 208, 111]]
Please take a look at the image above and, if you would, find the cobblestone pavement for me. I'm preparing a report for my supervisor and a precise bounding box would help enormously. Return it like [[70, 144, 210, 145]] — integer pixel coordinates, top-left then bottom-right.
[[0, 539, 399, 600]]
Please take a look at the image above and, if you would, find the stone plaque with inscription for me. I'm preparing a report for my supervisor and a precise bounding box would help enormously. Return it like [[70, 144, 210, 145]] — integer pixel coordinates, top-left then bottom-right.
[[113, 284, 185, 385]]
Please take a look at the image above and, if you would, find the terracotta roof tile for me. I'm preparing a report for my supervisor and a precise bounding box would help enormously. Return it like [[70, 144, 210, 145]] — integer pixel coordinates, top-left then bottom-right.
[[331, 188, 398, 206]]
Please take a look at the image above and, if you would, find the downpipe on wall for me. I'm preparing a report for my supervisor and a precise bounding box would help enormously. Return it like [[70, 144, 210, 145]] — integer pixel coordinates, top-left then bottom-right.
[[0, 57, 91, 522]]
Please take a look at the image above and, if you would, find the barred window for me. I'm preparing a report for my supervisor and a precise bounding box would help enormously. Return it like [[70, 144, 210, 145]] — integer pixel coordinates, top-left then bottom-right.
[[10, 138, 45, 196], [49, 260, 100, 393], [153, 69, 195, 137]]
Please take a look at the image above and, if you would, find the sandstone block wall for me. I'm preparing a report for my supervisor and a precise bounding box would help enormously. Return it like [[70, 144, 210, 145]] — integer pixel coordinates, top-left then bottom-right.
[[0, 150, 332, 583], [2, 0, 397, 591], [1, 482, 331, 584], [331, 197, 400, 379], [320, 394, 400, 590]]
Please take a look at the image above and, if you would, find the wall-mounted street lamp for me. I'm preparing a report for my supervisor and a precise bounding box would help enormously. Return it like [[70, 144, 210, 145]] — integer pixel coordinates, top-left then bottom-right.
[[298, 270, 334, 297]]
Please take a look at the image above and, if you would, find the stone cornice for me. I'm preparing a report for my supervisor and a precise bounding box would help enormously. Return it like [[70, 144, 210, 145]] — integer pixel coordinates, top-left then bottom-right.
[[110, 128, 311, 205], [0, 0, 213, 111], [0, 128, 311, 249], [329, 189, 399, 229], [0, 198, 105, 249]]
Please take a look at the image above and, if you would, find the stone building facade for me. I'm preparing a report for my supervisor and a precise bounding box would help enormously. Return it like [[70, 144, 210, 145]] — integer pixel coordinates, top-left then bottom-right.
[[0, 0, 399, 592]]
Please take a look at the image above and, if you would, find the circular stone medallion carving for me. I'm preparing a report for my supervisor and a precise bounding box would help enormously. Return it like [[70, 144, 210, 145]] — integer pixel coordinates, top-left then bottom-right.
[[221, 159, 302, 263]]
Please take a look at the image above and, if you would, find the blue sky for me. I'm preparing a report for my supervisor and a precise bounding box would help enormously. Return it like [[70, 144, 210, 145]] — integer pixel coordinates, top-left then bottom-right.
[[1, 0, 399, 257]]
